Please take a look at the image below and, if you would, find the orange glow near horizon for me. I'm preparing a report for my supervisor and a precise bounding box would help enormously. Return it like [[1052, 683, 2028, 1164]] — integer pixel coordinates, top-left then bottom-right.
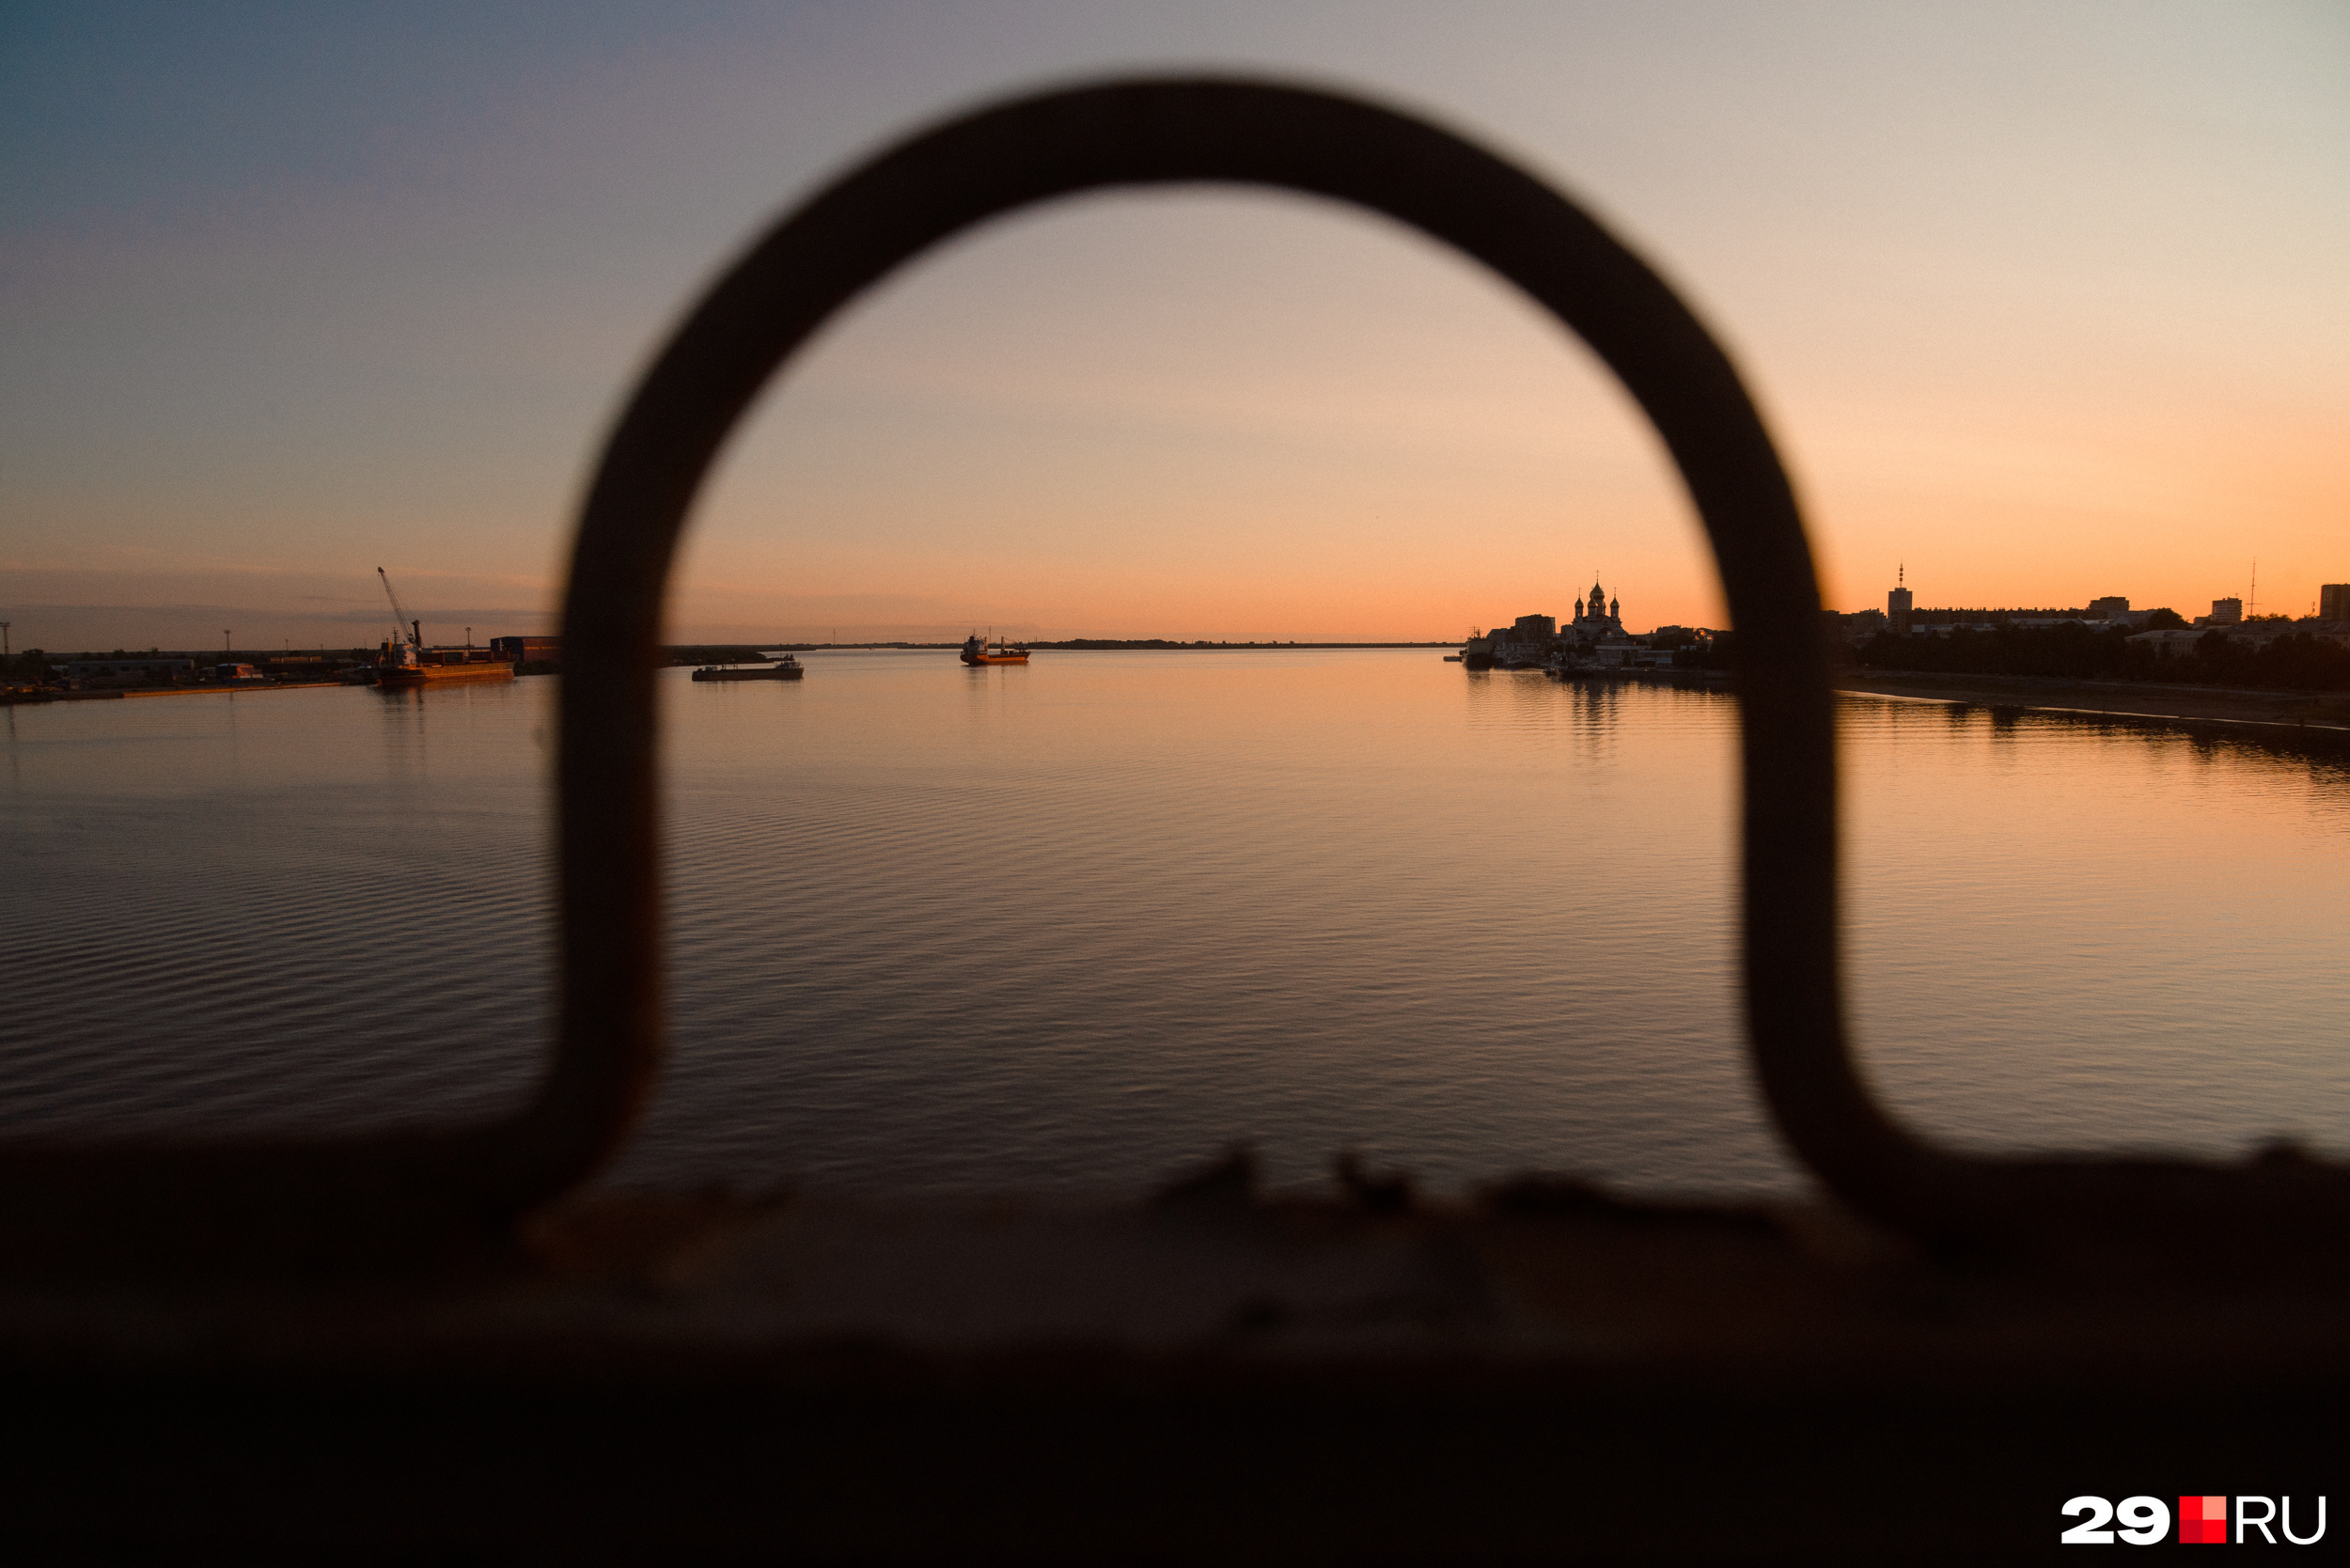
[[661, 189, 2345, 645]]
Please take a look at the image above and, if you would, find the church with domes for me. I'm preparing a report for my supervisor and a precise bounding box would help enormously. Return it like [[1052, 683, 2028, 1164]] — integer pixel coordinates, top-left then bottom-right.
[[1567, 578, 1623, 640]]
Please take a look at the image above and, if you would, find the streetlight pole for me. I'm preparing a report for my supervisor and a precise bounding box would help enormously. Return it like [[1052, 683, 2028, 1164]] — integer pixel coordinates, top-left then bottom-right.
[[224, 630, 232, 657]]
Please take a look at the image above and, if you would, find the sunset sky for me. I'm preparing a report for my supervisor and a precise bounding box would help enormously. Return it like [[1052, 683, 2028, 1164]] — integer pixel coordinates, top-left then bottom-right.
[[3, 2, 2343, 650]]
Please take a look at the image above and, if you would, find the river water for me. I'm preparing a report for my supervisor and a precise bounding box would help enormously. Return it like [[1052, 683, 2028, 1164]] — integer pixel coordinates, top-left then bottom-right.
[[3, 649, 2343, 1199]]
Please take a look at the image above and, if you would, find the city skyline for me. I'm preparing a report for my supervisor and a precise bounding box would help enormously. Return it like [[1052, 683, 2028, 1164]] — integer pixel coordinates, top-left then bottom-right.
[[5, 3, 2345, 650], [4, 557, 2331, 657]]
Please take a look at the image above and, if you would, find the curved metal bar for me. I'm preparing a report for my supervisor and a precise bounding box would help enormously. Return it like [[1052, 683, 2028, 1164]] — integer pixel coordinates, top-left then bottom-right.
[[6, 78, 2339, 1271], [553, 76, 1896, 1222], [550, 75, 2348, 1254]]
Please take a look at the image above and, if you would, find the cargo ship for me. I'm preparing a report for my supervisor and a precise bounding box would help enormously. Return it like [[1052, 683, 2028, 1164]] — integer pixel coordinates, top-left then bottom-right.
[[374, 640, 514, 688], [691, 654, 804, 682], [370, 566, 513, 688], [960, 633, 1030, 666]]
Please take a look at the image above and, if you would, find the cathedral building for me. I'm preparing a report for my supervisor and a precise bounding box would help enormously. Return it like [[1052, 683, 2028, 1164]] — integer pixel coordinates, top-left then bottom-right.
[[1568, 579, 1624, 640]]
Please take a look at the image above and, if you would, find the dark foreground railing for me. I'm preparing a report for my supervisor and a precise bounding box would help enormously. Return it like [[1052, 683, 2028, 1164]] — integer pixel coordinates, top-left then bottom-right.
[[2, 77, 2342, 1277]]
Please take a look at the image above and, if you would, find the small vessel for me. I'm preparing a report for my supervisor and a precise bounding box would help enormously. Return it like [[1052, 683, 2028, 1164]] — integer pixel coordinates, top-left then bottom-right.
[[960, 632, 1030, 666], [692, 654, 805, 682]]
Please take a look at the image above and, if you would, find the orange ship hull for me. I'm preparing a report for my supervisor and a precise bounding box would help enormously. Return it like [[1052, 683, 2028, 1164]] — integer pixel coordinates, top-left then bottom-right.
[[959, 633, 1031, 665], [376, 662, 515, 689]]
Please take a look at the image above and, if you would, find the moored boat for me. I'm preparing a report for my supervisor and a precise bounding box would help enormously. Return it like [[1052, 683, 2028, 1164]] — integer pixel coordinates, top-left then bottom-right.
[[960, 633, 1030, 666]]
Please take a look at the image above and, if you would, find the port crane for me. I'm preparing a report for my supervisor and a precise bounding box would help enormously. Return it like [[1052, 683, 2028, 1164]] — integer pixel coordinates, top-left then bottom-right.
[[377, 568, 422, 651]]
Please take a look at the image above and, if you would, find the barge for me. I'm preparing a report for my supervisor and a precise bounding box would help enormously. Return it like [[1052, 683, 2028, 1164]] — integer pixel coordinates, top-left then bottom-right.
[[691, 654, 805, 682]]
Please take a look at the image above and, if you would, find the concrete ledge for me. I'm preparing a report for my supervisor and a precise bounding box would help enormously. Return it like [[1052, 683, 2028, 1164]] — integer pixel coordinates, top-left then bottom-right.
[[0, 1177, 2337, 1561]]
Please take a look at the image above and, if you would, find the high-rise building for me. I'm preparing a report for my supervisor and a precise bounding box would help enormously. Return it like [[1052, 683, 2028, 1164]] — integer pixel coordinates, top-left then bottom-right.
[[2209, 597, 2243, 625], [2089, 596, 2128, 620], [2322, 583, 2350, 622], [1888, 567, 1913, 635]]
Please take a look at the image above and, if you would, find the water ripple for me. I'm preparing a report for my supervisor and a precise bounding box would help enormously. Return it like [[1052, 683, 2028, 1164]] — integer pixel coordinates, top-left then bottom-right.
[[3, 656, 2343, 1198]]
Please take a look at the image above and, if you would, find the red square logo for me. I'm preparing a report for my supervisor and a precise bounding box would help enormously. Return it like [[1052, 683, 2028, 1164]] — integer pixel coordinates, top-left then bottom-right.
[[2180, 1495, 2228, 1544]]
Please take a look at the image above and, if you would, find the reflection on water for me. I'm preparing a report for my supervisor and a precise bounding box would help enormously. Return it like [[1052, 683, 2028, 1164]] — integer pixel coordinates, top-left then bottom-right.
[[1838, 693, 2348, 1165], [1464, 671, 1631, 760], [0, 654, 2342, 1198]]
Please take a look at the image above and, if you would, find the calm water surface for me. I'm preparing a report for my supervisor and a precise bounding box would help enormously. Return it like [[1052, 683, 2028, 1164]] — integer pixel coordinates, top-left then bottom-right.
[[3, 650, 2343, 1198]]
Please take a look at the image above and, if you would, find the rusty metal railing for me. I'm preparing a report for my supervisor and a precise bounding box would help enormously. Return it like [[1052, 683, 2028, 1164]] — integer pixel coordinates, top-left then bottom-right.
[[4, 77, 2341, 1274]]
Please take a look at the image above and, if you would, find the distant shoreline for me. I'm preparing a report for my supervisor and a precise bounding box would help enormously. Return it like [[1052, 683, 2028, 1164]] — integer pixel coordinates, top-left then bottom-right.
[[1834, 670, 2350, 736]]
